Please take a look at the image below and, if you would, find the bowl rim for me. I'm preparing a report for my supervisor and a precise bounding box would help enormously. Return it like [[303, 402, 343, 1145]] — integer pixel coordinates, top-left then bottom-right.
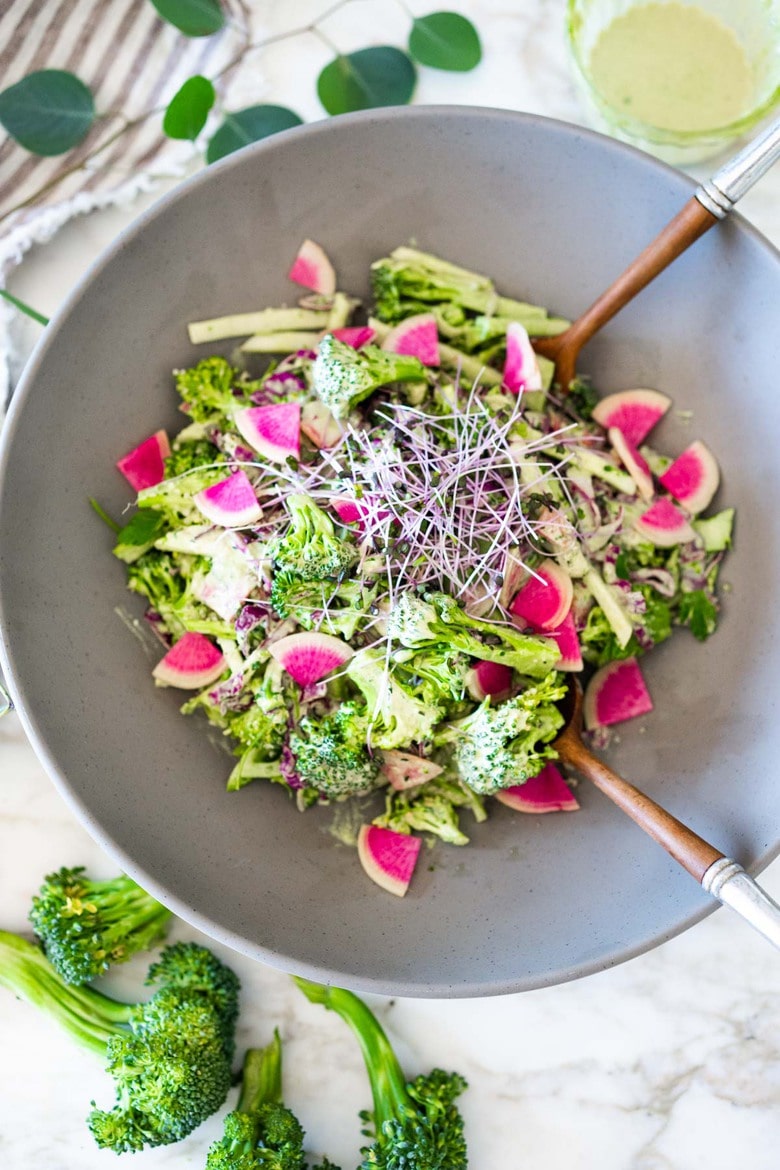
[[2, 104, 780, 996]]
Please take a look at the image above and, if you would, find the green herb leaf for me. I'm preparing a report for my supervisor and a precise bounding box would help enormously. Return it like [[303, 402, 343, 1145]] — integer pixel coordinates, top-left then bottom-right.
[[317, 47, 416, 115], [149, 0, 224, 36], [408, 12, 482, 71], [162, 75, 215, 140], [206, 104, 303, 163], [0, 70, 94, 155], [677, 590, 718, 641], [113, 510, 168, 564]]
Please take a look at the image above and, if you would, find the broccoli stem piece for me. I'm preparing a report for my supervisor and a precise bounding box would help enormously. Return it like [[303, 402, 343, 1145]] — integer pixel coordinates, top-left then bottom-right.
[[0, 931, 133, 1054], [188, 307, 331, 344], [29, 866, 172, 985], [295, 979, 468, 1170], [241, 330, 326, 353]]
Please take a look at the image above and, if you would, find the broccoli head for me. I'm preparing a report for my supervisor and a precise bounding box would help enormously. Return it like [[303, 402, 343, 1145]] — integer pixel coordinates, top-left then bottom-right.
[[28, 866, 172, 985], [374, 773, 486, 846], [164, 436, 222, 477], [346, 648, 444, 750], [174, 357, 260, 425], [206, 1031, 340, 1170], [387, 590, 559, 678], [268, 494, 358, 581], [0, 931, 239, 1154], [436, 673, 567, 794], [295, 979, 468, 1170], [270, 568, 376, 640], [290, 706, 382, 798], [313, 334, 427, 419]]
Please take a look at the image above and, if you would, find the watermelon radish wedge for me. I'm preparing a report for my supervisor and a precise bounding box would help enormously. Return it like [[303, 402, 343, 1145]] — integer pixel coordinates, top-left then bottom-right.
[[503, 321, 543, 394], [194, 469, 262, 527], [268, 631, 353, 686], [287, 239, 336, 296], [300, 400, 343, 449], [659, 440, 720, 515], [609, 427, 654, 502], [633, 498, 697, 546], [331, 326, 376, 349], [465, 660, 514, 703], [234, 402, 301, 464], [583, 657, 653, 729], [116, 430, 170, 491], [152, 632, 226, 689], [381, 312, 440, 366], [330, 497, 390, 527], [380, 750, 444, 791], [591, 388, 671, 447], [545, 611, 583, 672], [357, 824, 421, 896], [495, 762, 579, 813], [509, 563, 573, 631]]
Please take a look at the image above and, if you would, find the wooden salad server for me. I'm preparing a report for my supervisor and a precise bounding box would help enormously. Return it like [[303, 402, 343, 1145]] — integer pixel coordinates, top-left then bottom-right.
[[554, 678, 780, 950], [534, 117, 780, 391]]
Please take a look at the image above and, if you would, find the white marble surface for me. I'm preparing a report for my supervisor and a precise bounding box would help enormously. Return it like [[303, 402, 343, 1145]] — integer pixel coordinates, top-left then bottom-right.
[[3, 2, 780, 1167]]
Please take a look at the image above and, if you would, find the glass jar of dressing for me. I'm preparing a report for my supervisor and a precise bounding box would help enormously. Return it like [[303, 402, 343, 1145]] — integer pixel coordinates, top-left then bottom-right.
[[566, 0, 780, 163]]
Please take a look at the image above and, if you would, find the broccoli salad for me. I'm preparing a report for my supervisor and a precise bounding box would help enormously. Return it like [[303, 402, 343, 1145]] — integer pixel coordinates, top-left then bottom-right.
[[108, 242, 733, 895]]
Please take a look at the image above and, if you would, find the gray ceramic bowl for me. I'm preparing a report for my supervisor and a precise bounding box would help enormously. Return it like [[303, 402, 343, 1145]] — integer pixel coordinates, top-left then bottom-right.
[[1, 108, 779, 997]]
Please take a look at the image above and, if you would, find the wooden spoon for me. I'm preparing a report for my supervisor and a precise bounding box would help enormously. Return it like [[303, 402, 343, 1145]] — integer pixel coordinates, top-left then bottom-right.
[[534, 117, 780, 391], [554, 677, 780, 949]]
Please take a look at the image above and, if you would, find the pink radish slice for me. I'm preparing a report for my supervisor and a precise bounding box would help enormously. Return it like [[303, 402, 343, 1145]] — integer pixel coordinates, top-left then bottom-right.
[[234, 402, 301, 464], [633, 498, 697, 546], [608, 427, 654, 502], [658, 440, 719, 515], [546, 611, 583, 672], [591, 388, 671, 447], [380, 750, 444, 791], [300, 400, 343, 449], [583, 657, 653, 729], [194, 469, 262, 527], [152, 632, 226, 689], [116, 430, 171, 491], [357, 824, 421, 896], [331, 326, 376, 349], [330, 497, 390, 527], [268, 631, 353, 686], [287, 239, 336, 296], [381, 312, 440, 366], [509, 563, 573, 631], [502, 321, 543, 394], [465, 660, 514, 702], [495, 762, 579, 813]]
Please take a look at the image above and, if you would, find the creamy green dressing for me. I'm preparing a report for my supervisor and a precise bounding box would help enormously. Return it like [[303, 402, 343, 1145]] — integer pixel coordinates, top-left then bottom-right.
[[588, 2, 754, 131]]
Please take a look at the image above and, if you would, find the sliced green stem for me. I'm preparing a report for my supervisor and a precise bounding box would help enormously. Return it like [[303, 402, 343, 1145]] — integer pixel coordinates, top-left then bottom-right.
[[0, 288, 49, 326]]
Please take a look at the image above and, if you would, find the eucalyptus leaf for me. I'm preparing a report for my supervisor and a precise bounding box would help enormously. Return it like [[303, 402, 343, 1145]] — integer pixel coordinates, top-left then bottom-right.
[[317, 47, 416, 115], [149, 0, 224, 37], [163, 75, 215, 140], [0, 69, 94, 155], [206, 104, 303, 163], [409, 12, 482, 71]]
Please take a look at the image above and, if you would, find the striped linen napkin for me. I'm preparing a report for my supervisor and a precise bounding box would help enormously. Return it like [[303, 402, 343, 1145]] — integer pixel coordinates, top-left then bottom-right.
[[0, 0, 267, 407]]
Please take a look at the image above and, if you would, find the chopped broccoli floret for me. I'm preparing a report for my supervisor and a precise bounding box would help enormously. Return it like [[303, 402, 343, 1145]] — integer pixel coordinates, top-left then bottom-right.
[[126, 550, 234, 639], [346, 648, 444, 750], [295, 979, 468, 1170], [164, 436, 222, 477], [374, 773, 486, 846], [268, 494, 358, 581], [28, 866, 172, 985], [270, 569, 376, 639], [174, 357, 260, 425], [206, 1030, 340, 1170], [0, 931, 239, 1153], [436, 674, 567, 794], [313, 334, 427, 418], [387, 590, 559, 678], [290, 706, 382, 797]]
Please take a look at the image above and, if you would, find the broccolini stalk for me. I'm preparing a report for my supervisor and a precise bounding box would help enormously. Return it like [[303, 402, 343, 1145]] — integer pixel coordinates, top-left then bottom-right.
[[29, 866, 172, 985], [0, 932, 239, 1153], [294, 979, 468, 1170], [206, 1031, 340, 1170]]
